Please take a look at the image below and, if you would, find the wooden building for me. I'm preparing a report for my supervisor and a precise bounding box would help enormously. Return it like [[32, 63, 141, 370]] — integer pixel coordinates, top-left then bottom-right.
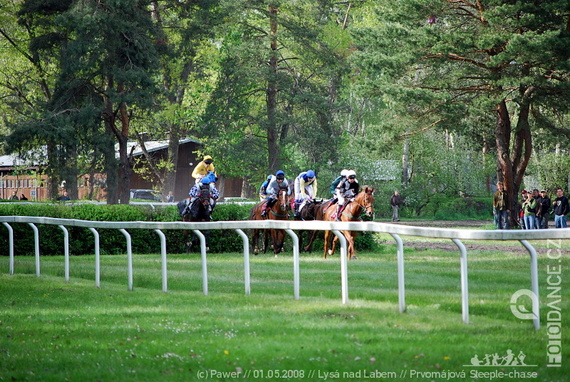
[[0, 139, 244, 202]]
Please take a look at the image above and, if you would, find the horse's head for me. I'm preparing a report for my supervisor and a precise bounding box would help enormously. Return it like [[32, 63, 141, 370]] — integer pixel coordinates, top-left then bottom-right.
[[358, 186, 375, 217], [277, 188, 288, 212]]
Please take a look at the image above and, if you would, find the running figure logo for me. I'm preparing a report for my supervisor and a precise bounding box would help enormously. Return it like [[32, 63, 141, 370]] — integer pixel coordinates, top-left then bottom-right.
[[465, 350, 537, 367]]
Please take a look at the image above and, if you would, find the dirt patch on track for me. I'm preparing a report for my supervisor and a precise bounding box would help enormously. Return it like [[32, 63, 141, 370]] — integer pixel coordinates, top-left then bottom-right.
[[387, 241, 530, 254], [395, 220, 490, 228], [385, 220, 529, 254]]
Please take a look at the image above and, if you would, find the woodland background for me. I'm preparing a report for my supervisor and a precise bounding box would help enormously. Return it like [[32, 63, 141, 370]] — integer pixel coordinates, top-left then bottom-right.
[[1, 0, 569, 216]]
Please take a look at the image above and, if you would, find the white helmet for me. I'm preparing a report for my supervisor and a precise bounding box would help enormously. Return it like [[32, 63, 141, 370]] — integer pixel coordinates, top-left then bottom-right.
[[340, 169, 349, 177], [346, 170, 356, 178]]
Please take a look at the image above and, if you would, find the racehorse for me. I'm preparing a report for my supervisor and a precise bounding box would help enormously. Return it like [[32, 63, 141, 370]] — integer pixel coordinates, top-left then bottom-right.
[[249, 188, 290, 255], [322, 186, 374, 260], [178, 192, 211, 252], [295, 198, 324, 252]]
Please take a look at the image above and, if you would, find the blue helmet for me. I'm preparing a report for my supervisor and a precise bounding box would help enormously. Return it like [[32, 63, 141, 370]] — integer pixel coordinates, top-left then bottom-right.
[[276, 170, 285, 179], [201, 177, 211, 184], [306, 170, 315, 178], [267, 175, 272, 180]]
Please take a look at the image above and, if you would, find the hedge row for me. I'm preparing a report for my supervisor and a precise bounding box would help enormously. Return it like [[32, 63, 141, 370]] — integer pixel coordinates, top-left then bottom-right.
[[0, 202, 378, 256]]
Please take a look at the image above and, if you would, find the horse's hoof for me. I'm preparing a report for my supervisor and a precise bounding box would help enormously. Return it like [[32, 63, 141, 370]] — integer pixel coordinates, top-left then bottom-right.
[[351, 256, 358, 260], [328, 250, 334, 256], [206, 247, 210, 252]]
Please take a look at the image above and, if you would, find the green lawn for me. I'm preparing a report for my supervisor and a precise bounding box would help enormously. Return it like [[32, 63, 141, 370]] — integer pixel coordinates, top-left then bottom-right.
[[1, 245, 568, 381]]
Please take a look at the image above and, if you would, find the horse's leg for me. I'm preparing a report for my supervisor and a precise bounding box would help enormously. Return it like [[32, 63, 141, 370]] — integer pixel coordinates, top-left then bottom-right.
[[304, 230, 318, 252], [263, 230, 270, 254], [252, 229, 260, 255], [329, 235, 338, 257], [348, 232, 358, 260], [204, 229, 210, 252], [323, 230, 331, 259], [183, 229, 192, 253], [275, 229, 285, 255]]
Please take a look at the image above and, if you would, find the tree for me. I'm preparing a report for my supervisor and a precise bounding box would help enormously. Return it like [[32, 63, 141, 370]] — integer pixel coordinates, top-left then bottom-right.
[[351, 0, 570, 224], [4, 0, 161, 204], [199, 0, 353, 189]]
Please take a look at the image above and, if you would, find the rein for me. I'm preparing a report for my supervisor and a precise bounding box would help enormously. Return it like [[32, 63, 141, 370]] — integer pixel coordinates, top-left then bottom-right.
[[342, 194, 373, 219]]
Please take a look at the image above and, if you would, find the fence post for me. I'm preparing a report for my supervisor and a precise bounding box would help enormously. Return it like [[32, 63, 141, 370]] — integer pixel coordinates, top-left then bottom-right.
[[235, 229, 251, 296], [390, 233, 406, 313], [285, 229, 300, 300], [119, 229, 133, 291], [332, 230, 348, 304], [28, 223, 40, 277], [58, 225, 70, 282], [452, 238, 469, 324], [520, 240, 540, 330], [88, 228, 100, 288], [192, 230, 208, 296], [2, 222, 14, 275], [154, 229, 167, 293]]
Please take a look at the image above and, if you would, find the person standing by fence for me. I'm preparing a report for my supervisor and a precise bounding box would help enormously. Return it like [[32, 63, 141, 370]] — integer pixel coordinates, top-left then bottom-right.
[[390, 190, 403, 222], [493, 182, 509, 229], [553, 188, 569, 228], [537, 190, 551, 229]]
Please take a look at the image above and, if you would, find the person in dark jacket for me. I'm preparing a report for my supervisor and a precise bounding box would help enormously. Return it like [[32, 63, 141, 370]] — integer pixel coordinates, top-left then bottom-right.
[[537, 190, 551, 229], [553, 188, 569, 228], [390, 190, 403, 222]]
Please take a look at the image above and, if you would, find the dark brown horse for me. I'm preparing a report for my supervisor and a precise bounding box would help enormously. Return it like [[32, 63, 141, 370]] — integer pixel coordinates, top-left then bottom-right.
[[249, 188, 290, 255], [295, 198, 325, 252], [178, 192, 212, 252], [323, 186, 374, 260]]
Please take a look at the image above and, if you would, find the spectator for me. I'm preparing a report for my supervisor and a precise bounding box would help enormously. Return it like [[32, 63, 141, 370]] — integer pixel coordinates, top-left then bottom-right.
[[10, 191, 19, 200], [58, 191, 71, 201], [537, 190, 551, 229], [492, 182, 509, 229], [166, 191, 174, 203], [553, 188, 569, 228], [20, 194, 28, 201], [390, 190, 403, 222], [521, 191, 537, 229]]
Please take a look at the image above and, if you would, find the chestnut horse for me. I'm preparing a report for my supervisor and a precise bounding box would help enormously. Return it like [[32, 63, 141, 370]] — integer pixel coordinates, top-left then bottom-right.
[[323, 186, 374, 260], [249, 188, 290, 255]]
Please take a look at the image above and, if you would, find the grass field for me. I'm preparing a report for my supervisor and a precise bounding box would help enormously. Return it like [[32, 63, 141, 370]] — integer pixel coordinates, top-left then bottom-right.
[[1, 241, 569, 381]]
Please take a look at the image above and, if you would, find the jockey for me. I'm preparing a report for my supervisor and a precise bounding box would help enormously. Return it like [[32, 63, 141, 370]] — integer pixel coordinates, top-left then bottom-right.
[[189, 177, 219, 214], [261, 170, 290, 217], [259, 174, 273, 201], [330, 169, 349, 197], [293, 170, 317, 218], [192, 155, 217, 184], [334, 170, 359, 221]]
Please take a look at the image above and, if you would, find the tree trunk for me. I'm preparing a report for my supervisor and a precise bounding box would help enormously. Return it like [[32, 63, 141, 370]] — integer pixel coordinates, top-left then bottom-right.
[[164, 129, 180, 200], [266, 4, 280, 172], [402, 139, 410, 185], [495, 99, 517, 226]]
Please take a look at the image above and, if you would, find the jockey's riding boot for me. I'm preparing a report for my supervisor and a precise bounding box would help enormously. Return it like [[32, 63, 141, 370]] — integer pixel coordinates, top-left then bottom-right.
[[335, 205, 341, 221], [261, 209, 267, 217]]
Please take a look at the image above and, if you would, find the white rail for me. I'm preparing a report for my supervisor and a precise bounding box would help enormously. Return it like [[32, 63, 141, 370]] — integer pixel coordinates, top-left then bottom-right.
[[1, 216, 569, 329]]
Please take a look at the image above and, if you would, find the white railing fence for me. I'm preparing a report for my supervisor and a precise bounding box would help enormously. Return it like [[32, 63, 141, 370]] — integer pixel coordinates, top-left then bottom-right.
[[1, 216, 569, 330]]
